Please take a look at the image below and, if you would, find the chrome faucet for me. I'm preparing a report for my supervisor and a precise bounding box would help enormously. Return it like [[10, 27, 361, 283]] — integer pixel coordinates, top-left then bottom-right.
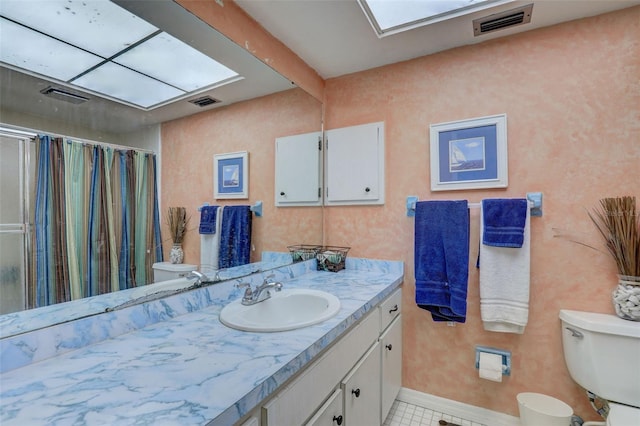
[[186, 270, 219, 286], [237, 275, 283, 305]]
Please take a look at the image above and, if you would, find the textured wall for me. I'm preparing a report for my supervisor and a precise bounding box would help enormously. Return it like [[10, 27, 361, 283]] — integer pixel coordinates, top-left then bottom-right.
[[161, 88, 323, 265], [323, 7, 639, 419]]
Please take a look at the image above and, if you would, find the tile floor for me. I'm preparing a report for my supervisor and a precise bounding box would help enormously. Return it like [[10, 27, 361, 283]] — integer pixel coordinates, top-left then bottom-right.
[[383, 400, 487, 426]]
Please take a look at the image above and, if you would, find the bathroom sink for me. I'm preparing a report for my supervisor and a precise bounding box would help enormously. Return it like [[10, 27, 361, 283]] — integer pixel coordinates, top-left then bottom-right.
[[219, 289, 341, 332]]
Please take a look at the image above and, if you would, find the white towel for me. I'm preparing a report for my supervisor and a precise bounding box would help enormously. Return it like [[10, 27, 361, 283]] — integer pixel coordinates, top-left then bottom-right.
[[479, 203, 531, 333], [200, 206, 223, 275]]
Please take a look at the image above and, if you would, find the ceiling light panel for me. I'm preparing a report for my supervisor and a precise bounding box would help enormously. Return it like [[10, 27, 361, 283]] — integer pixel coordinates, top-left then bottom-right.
[[0, 0, 158, 58], [0, 17, 104, 81], [72, 62, 185, 108], [114, 32, 239, 92]]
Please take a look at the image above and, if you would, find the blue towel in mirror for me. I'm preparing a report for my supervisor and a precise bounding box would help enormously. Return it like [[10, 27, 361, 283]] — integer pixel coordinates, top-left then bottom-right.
[[219, 205, 252, 269], [482, 198, 528, 248], [199, 206, 219, 234], [414, 200, 469, 323]]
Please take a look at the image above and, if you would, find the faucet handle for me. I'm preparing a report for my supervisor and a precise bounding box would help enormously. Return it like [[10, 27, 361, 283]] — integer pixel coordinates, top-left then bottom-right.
[[262, 274, 276, 284]]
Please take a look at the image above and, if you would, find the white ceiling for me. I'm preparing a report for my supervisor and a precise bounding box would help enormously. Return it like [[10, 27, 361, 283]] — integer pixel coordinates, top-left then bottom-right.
[[236, 0, 640, 79], [2, 0, 638, 136]]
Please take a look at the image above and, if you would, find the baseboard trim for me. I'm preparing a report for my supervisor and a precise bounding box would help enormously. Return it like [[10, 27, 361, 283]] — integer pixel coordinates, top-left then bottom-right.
[[397, 387, 521, 426]]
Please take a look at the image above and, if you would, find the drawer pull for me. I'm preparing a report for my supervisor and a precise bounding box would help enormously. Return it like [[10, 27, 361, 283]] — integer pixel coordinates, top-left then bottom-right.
[[386, 344, 393, 351], [352, 388, 361, 398], [389, 305, 398, 314], [333, 415, 343, 425]]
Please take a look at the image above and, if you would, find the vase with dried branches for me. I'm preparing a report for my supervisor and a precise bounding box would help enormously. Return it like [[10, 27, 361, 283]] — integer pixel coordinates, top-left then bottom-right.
[[167, 207, 189, 264], [589, 196, 640, 321]]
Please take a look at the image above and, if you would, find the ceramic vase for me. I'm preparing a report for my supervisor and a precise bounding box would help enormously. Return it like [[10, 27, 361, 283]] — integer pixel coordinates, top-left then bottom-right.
[[170, 243, 184, 264], [613, 275, 640, 321]]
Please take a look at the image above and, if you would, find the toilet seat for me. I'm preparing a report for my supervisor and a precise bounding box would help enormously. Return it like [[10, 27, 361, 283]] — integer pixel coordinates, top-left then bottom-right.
[[606, 402, 640, 426]]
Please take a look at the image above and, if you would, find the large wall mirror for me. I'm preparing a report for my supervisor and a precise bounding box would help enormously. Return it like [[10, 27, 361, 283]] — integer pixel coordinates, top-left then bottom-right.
[[0, 0, 323, 334]]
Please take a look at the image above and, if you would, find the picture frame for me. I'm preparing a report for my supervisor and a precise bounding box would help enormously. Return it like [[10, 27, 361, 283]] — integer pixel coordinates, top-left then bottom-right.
[[213, 151, 249, 199], [429, 113, 508, 191]]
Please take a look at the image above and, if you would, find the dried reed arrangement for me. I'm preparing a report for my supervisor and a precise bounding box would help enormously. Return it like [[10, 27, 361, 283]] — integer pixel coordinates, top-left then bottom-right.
[[588, 196, 640, 277], [167, 207, 189, 244]]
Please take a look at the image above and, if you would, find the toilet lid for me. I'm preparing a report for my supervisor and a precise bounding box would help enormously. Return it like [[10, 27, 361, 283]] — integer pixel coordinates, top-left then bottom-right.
[[606, 403, 640, 426]]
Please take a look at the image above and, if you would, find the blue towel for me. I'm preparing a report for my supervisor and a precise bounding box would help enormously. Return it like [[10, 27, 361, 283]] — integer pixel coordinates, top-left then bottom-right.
[[199, 206, 218, 234], [414, 200, 469, 323], [219, 205, 252, 269], [482, 198, 528, 248]]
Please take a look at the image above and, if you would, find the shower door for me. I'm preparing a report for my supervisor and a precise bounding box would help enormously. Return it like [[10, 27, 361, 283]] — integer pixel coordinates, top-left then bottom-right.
[[0, 129, 34, 314]]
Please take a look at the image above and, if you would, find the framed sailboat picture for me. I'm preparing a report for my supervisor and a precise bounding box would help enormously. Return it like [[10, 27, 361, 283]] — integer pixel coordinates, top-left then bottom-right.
[[429, 114, 507, 191], [214, 151, 248, 199]]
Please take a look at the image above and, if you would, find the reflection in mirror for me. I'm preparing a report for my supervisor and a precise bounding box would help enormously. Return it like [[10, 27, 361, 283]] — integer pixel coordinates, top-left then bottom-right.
[[0, 0, 322, 335]]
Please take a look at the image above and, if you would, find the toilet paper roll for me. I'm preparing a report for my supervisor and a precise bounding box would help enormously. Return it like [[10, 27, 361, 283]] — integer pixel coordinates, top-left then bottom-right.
[[479, 352, 503, 382]]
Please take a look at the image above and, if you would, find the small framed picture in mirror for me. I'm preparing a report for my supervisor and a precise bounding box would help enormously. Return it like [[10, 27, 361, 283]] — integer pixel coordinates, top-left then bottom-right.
[[214, 151, 248, 199]]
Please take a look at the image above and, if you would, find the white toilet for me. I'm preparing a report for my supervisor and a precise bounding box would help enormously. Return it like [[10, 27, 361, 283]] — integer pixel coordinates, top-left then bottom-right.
[[152, 262, 197, 283], [559, 309, 640, 425]]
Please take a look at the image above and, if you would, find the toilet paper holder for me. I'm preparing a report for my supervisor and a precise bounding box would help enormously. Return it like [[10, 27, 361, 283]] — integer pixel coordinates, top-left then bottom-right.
[[475, 346, 511, 376]]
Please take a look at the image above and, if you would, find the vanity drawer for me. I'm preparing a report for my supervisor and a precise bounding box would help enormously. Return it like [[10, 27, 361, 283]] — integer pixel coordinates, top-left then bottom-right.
[[379, 288, 401, 332]]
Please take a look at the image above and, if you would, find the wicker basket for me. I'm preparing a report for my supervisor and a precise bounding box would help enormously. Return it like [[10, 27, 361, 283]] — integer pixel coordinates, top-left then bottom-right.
[[316, 246, 350, 272], [287, 245, 322, 262]]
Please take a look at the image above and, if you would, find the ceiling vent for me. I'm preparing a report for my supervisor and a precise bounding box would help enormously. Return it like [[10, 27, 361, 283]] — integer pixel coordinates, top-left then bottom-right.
[[40, 86, 89, 104], [188, 96, 221, 107], [473, 3, 533, 36]]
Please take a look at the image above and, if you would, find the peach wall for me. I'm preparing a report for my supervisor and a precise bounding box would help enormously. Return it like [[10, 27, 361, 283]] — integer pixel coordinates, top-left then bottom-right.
[[176, 0, 325, 102], [161, 88, 323, 265], [323, 7, 639, 420]]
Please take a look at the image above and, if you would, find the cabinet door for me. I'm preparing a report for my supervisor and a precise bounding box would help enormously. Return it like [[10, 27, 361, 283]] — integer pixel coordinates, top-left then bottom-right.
[[239, 412, 260, 426], [305, 388, 344, 426], [341, 342, 381, 425], [275, 131, 322, 206], [381, 315, 402, 422], [325, 122, 384, 205]]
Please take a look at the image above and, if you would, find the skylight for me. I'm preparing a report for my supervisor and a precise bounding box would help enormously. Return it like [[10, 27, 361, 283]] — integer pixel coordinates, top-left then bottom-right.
[[0, 0, 241, 109], [358, 0, 513, 37]]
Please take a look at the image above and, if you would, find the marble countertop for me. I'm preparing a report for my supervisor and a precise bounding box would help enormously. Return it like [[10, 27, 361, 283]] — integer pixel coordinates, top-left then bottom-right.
[[0, 259, 403, 425]]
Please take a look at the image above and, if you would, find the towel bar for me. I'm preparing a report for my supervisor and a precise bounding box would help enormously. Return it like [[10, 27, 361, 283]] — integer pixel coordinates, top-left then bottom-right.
[[406, 192, 543, 217], [197, 201, 263, 217]]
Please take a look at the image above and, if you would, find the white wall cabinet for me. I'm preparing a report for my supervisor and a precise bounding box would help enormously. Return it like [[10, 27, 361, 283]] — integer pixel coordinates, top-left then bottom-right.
[[274, 122, 384, 207], [274, 131, 322, 206], [324, 121, 385, 206], [258, 288, 402, 426]]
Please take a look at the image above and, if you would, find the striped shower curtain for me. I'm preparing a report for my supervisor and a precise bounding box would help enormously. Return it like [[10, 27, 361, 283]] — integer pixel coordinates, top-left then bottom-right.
[[32, 135, 163, 308]]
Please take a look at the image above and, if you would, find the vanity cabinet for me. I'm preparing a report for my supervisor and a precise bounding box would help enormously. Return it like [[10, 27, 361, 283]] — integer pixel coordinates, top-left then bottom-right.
[[261, 309, 379, 425], [274, 131, 323, 206], [304, 388, 344, 426], [342, 341, 381, 425], [324, 121, 385, 206], [379, 289, 402, 422], [258, 288, 402, 426], [381, 316, 402, 420]]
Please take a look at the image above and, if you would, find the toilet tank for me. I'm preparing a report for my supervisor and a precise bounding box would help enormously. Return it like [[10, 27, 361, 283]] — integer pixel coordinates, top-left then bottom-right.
[[559, 309, 640, 407], [152, 262, 197, 283]]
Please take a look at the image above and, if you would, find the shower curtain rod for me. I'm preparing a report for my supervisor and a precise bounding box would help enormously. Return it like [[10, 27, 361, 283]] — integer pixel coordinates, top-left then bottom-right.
[[0, 124, 155, 155]]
